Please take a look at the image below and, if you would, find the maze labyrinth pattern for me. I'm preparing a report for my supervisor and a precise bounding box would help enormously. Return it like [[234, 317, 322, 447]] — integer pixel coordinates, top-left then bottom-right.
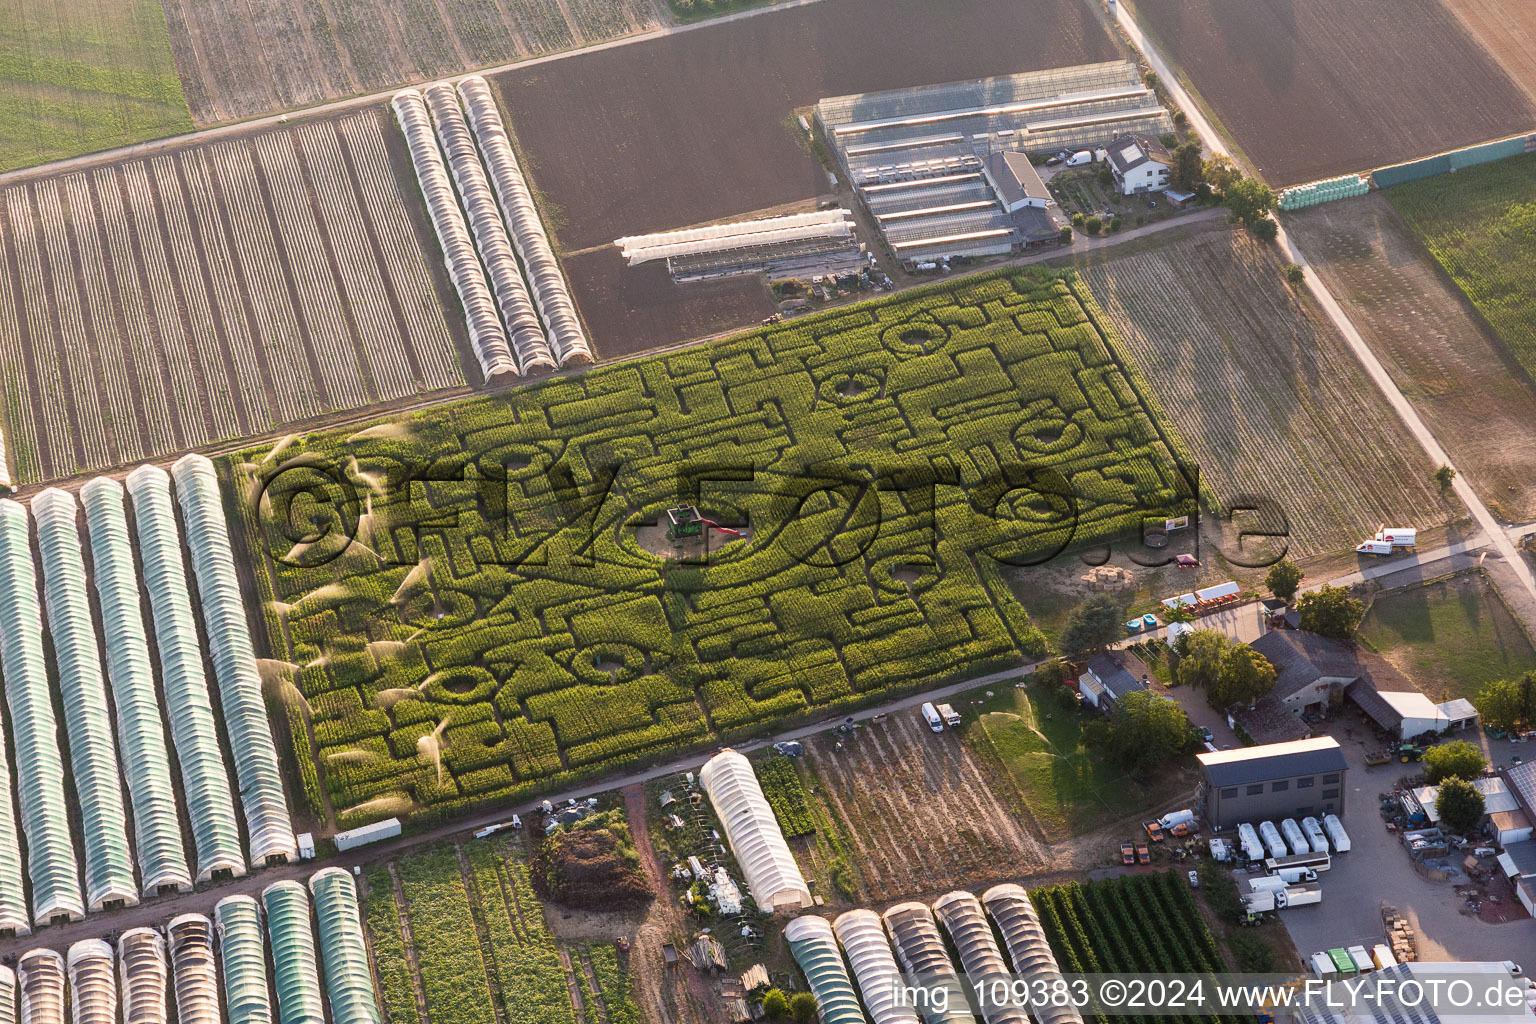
[[241, 270, 1195, 825]]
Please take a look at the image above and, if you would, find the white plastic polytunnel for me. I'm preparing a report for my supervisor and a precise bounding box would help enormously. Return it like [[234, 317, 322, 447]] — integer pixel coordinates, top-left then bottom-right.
[[981, 884, 1082, 1024], [168, 915, 220, 1024], [458, 75, 594, 368], [833, 911, 919, 1024], [32, 488, 140, 912], [264, 881, 326, 1024], [80, 477, 193, 897], [0, 966, 12, 1024], [126, 465, 246, 883], [65, 941, 116, 1024], [392, 87, 519, 384], [881, 902, 977, 1024], [118, 928, 169, 1024], [17, 949, 63, 1024], [0, 713, 27, 937], [422, 82, 555, 376], [932, 892, 1028, 1024], [698, 750, 812, 911], [783, 916, 866, 1024], [0, 499, 83, 925], [171, 453, 297, 867], [310, 868, 383, 1024], [216, 895, 274, 1024]]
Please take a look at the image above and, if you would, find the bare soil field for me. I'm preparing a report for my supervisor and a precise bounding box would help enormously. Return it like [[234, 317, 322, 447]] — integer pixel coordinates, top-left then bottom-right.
[[1286, 194, 1536, 522], [0, 108, 466, 485], [495, 0, 1119, 251], [804, 710, 1044, 903], [1125, 0, 1535, 185], [1440, 0, 1536, 107], [564, 248, 776, 358], [161, 0, 659, 123], [1076, 224, 1457, 562]]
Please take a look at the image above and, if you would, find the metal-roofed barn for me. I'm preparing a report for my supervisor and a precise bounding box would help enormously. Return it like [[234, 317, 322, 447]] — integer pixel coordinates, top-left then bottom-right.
[[117, 928, 169, 1024], [0, 499, 83, 925], [310, 868, 384, 1024], [32, 488, 139, 912], [65, 941, 116, 1024], [881, 902, 977, 1024], [981, 884, 1083, 1024], [833, 910, 920, 1024], [17, 949, 63, 1024], [167, 915, 220, 1024], [215, 896, 273, 1024], [932, 892, 1028, 1024], [783, 916, 866, 1024], [126, 465, 247, 883], [698, 750, 812, 911], [264, 881, 326, 1024], [81, 477, 194, 897], [173, 453, 297, 867], [1197, 736, 1349, 829]]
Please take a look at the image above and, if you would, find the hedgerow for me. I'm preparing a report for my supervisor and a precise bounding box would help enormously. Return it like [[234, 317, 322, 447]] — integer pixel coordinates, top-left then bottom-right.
[[234, 268, 1196, 825]]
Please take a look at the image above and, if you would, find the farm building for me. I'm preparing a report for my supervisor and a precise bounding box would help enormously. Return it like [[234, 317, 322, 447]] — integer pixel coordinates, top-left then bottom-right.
[[1077, 649, 1150, 713], [1245, 629, 1439, 741], [698, 750, 813, 911], [1106, 133, 1172, 195], [1196, 736, 1349, 829], [816, 61, 1172, 260], [1405, 777, 1529, 844], [615, 211, 865, 283], [1501, 762, 1536, 848]]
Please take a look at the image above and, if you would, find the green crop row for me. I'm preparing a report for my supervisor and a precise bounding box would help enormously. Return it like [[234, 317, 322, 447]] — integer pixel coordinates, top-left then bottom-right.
[[754, 756, 815, 837], [395, 847, 497, 1024], [362, 867, 420, 1024]]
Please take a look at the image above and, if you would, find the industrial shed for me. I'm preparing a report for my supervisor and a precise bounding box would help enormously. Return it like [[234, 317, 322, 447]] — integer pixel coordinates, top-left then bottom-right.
[[311, 868, 384, 1024], [932, 891, 1028, 1024], [215, 896, 274, 1024], [981, 885, 1082, 1024], [32, 489, 138, 912], [833, 910, 920, 1024], [117, 929, 169, 1024], [0, 499, 83, 925], [783, 917, 866, 1024], [17, 949, 64, 1024], [882, 903, 977, 1024], [174, 454, 297, 867], [81, 478, 194, 897], [65, 941, 116, 1024], [263, 882, 327, 1024], [125, 466, 247, 883], [698, 750, 812, 911], [1197, 736, 1349, 829]]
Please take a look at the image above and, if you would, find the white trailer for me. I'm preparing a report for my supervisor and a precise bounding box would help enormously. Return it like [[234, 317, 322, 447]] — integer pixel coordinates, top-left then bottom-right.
[[1237, 823, 1265, 862], [1248, 875, 1287, 894], [1371, 944, 1398, 969], [1282, 819, 1309, 856], [1302, 816, 1329, 854], [1259, 821, 1288, 859], [1324, 814, 1351, 853], [1282, 883, 1322, 908], [921, 702, 944, 733], [333, 817, 402, 852], [1348, 946, 1374, 973], [1379, 528, 1417, 548], [1208, 838, 1232, 862], [1312, 952, 1338, 979]]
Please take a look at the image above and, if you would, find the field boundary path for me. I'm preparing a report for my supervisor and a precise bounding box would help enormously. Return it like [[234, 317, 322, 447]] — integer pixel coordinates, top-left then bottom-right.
[[1117, 0, 1536, 617]]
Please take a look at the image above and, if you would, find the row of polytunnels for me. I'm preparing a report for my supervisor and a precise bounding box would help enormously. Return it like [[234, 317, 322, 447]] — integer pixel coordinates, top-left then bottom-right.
[[0, 869, 379, 1024], [393, 74, 593, 381], [0, 453, 294, 937]]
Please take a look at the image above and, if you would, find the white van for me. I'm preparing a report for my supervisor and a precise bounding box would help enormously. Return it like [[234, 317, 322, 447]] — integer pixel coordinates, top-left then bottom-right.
[[921, 702, 944, 733]]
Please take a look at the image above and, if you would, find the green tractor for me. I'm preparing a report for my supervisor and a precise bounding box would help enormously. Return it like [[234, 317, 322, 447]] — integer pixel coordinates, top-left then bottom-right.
[[1397, 743, 1425, 763], [665, 505, 742, 543]]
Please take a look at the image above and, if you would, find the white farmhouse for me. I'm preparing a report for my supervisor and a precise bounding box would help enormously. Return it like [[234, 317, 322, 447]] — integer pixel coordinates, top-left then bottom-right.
[[1106, 133, 1172, 195]]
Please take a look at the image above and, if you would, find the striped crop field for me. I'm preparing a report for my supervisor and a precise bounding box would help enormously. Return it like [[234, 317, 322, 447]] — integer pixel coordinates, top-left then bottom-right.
[[0, 108, 465, 485]]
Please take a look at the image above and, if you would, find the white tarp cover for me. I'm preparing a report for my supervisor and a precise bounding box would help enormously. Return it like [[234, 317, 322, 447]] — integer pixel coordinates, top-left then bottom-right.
[[117, 929, 169, 1024], [311, 869, 384, 1024], [215, 896, 273, 1024], [1195, 581, 1240, 602], [32, 489, 138, 911], [81, 477, 193, 896], [0, 965, 13, 1024], [0, 500, 82, 924], [1162, 592, 1198, 609], [167, 916, 220, 1024], [173, 454, 297, 866], [126, 466, 246, 882], [65, 941, 115, 1024], [17, 949, 63, 1024], [698, 750, 812, 910], [264, 882, 326, 1024], [833, 910, 920, 1024]]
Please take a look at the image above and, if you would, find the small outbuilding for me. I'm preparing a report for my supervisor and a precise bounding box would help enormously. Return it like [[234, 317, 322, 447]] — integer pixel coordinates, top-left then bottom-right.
[[1077, 650, 1150, 713]]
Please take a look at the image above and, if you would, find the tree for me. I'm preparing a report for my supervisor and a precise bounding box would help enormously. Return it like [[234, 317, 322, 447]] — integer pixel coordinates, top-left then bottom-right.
[[1084, 215, 1103, 236], [1264, 559, 1304, 604], [1250, 218, 1279, 242], [1423, 740, 1488, 784], [1434, 464, 1458, 494], [1060, 594, 1124, 656], [1284, 263, 1305, 284], [1203, 154, 1242, 194], [1435, 776, 1485, 835], [1097, 165, 1114, 187], [1224, 177, 1275, 226], [762, 990, 789, 1021], [1108, 691, 1192, 769], [1072, 212, 1085, 226], [1213, 644, 1276, 707], [1059, 225, 1073, 244], [1297, 585, 1363, 639], [1174, 629, 1229, 691], [1164, 602, 1196, 624], [1170, 142, 1204, 191], [1108, 215, 1122, 232], [1474, 677, 1528, 733], [789, 994, 819, 1024]]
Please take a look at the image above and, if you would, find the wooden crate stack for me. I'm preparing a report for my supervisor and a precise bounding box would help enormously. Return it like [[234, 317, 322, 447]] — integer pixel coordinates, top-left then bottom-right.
[[1381, 904, 1418, 962]]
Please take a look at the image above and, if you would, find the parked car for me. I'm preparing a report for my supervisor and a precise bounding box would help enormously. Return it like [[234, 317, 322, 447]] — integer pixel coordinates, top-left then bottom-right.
[[1121, 842, 1135, 865], [1199, 726, 1215, 743]]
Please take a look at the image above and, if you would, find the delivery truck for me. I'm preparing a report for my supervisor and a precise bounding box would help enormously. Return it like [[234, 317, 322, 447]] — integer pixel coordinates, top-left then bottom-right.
[[921, 702, 944, 733]]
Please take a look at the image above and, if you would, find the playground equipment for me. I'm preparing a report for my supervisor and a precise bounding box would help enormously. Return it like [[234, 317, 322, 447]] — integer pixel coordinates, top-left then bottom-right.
[[666, 505, 742, 542]]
